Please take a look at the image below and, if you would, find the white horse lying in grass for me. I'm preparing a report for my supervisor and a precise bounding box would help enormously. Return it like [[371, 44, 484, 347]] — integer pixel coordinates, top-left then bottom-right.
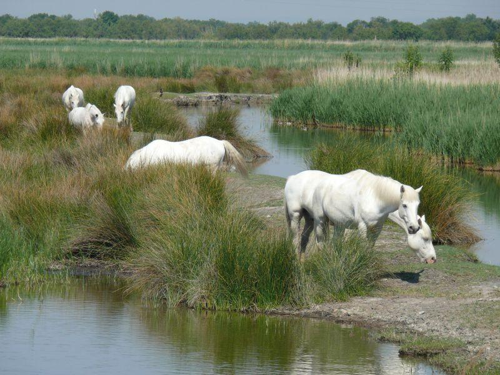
[[68, 103, 105, 132], [125, 136, 248, 175], [285, 169, 429, 261]]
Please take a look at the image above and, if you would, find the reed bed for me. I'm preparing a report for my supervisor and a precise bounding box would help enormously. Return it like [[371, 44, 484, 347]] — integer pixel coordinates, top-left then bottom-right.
[[271, 79, 500, 167]]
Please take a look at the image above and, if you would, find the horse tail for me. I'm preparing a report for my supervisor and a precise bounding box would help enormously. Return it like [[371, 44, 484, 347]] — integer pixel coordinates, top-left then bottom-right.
[[221, 140, 248, 177]]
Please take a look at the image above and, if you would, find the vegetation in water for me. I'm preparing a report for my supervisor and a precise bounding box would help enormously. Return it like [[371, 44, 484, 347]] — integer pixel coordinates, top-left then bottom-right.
[[270, 80, 500, 166], [307, 135, 479, 244], [196, 107, 270, 159]]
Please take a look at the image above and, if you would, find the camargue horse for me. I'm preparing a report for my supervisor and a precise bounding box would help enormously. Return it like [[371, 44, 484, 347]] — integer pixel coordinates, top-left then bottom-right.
[[285, 169, 423, 258], [388, 211, 436, 263], [68, 103, 105, 132], [125, 136, 248, 175], [62, 85, 84, 112], [114, 85, 136, 127]]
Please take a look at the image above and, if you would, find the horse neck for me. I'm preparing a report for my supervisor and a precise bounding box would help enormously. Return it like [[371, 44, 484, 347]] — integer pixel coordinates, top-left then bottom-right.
[[372, 176, 401, 212]]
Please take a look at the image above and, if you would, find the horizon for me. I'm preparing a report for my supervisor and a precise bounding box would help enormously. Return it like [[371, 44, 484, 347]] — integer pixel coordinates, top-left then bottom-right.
[[0, 0, 498, 25]]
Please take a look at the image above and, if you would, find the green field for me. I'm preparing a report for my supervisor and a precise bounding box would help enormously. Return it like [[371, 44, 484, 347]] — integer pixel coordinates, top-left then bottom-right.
[[0, 38, 493, 78]]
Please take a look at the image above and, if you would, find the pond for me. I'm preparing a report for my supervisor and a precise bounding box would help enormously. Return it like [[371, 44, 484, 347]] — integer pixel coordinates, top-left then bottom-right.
[[0, 277, 441, 375], [182, 106, 500, 266]]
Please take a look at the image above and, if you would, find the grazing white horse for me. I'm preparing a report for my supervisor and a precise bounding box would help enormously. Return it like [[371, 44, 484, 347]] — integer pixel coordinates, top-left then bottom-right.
[[285, 169, 423, 257], [114, 85, 136, 126], [68, 103, 105, 132], [62, 85, 84, 112], [388, 211, 436, 263], [125, 136, 248, 175]]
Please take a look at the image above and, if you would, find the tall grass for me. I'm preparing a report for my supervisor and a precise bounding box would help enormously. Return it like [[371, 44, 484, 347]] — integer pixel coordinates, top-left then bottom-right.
[[197, 107, 270, 159], [308, 135, 479, 244], [0, 71, 380, 309], [271, 80, 500, 166], [131, 96, 193, 139]]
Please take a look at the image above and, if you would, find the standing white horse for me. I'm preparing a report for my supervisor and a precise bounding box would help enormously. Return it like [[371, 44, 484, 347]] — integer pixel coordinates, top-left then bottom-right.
[[114, 85, 136, 127], [285, 169, 423, 257], [125, 136, 247, 175], [62, 85, 84, 112]]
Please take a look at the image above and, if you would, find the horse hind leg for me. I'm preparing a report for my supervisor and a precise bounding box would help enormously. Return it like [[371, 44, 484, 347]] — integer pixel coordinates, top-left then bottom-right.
[[299, 213, 314, 259]]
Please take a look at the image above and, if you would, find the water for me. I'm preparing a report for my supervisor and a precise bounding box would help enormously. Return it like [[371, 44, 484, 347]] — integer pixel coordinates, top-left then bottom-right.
[[0, 278, 440, 375], [182, 106, 500, 266]]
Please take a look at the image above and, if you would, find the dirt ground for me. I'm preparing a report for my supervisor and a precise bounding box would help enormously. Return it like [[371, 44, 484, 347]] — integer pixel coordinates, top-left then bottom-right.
[[228, 173, 500, 374]]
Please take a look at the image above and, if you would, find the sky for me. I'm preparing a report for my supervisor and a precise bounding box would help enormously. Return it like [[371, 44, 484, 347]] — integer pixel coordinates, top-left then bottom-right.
[[0, 0, 499, 25]]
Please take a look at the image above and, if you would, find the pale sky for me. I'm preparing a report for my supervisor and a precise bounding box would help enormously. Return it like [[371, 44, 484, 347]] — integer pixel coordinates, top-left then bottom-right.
[[0, 0, 498, 24]]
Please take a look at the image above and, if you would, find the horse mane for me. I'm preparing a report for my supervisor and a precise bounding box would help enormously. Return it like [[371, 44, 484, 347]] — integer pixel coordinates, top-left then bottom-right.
[[355, 170, 418, 206]]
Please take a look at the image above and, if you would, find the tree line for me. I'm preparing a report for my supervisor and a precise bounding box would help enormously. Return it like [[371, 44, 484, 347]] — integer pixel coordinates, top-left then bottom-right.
[[0, 12, 498, 41]]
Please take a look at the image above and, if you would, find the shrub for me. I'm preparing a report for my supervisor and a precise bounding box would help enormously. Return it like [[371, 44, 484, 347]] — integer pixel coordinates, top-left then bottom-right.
[[343, 50, 362, 70], [439, 47, 454, 72], [403, 44, 422, 75], [494, 33, 500, 66]]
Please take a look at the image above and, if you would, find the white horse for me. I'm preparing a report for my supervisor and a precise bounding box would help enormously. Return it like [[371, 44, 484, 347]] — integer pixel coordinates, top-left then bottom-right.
[[388, 211, 436, 263], [285, 169, 423, 257], [125, 136, 247, 175], [68, 103, 105, 132], [114, 85, 136, 127], [62, 85, 84, 112]]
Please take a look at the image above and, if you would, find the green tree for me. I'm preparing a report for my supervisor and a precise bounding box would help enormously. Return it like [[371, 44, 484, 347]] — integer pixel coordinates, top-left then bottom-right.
[[99, 11, 119, 26]]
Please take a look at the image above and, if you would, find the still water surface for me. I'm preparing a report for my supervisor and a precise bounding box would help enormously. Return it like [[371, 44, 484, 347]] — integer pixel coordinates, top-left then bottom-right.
[[0, 278, 441, 374], [182, 106, 500, 266]]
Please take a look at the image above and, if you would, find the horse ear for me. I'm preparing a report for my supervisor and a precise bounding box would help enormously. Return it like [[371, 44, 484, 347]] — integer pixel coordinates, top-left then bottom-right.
[[416, 186, 423, 193], [421, 214, 426, 222], [113, 103, 116, 108], [418, 217, 423, 227], [400, 185, 405, 194]]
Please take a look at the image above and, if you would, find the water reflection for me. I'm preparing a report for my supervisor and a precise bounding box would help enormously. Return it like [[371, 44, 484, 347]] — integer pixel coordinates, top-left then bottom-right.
[[0, 278, 440, 374], [181, 105, 500, 266]]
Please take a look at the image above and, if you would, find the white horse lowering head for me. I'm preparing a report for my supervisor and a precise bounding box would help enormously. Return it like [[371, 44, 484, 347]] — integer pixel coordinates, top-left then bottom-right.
[[398, 184, 422, 234], [87, 104, 105, 128], [407, 215, 436, 264], [68, 91, 80, 110], [114, 103, 127, 124]]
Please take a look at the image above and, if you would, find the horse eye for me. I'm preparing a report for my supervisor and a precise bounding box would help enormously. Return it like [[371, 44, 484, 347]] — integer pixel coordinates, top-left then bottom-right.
[[403, 204, 408, 208]]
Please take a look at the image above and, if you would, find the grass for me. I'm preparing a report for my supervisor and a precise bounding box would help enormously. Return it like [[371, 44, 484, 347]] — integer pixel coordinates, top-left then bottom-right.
[[307, 134, 479, 244], [270, 79, 500, 167], [0, 69, 380, 310], [0, 39, 493, 75], [196, 107, 270, 159], [377, 329, 500, 374]]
